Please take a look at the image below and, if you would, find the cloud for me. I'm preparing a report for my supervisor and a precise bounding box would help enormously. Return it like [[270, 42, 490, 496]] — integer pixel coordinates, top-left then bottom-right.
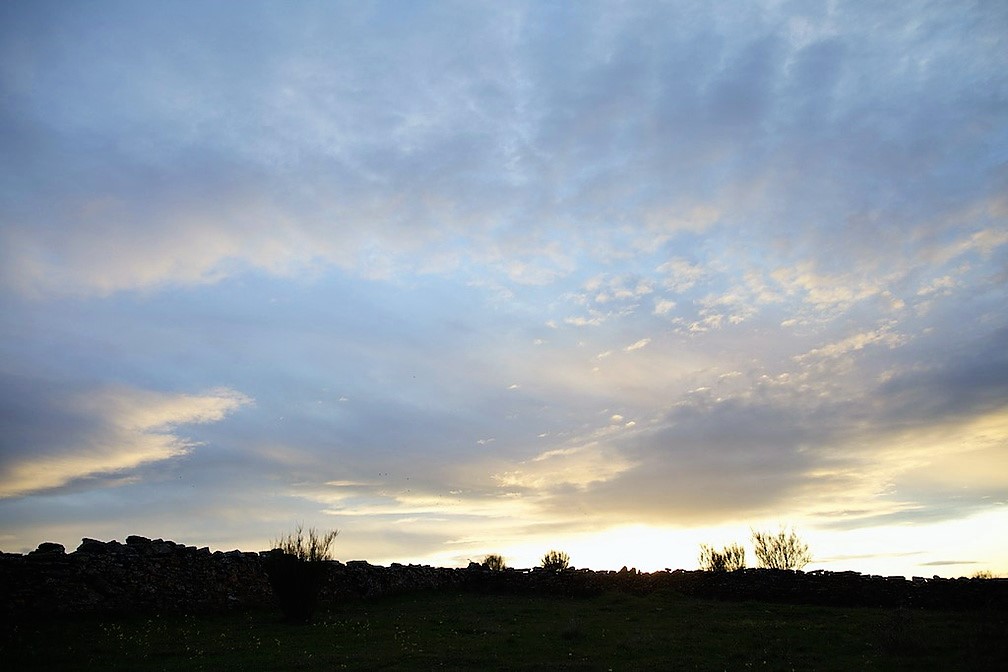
[[498, 321, 1008, 531], [0, 0, 1006, 573], [697, 290, 759, 329], [876, 326, 1008, 422], [625, 338, 652, 352], [794, 325, 907, 364], [642, 205, 721, 242], [653, 298, 677, 316], [1, 1, 998, 300], [806, 406, 1008, 529], [564, 311, 608, 327], [0, 378, 251, 498], [916, 275, 957, 297], [658, 260, 706, 294], [493, 441, 636, 492], [770, 265, 883, 313]]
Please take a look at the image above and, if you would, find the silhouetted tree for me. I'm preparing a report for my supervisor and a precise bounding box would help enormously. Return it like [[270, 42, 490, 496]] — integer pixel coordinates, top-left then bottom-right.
[[699, 542, 746, 572], [482, 553, 507, 571], [264, 524, 338, 623], [751, 525, 811, 570], [541, 549, 570, 571]]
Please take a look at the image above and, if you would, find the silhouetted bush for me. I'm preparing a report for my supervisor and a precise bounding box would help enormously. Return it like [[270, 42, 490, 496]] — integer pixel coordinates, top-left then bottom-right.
[[263, 525, 338, 623], [482, 554, 507, 571], [272, 525, 338, 562], [751, 525, 811, 570], [541, 550, 570, 571], [699, 542, 746, 572]]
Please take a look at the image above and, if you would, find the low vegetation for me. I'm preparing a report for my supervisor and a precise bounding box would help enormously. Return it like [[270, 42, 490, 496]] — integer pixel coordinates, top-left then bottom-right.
[[482, 554, 507, 571], [540, 549, 570, 572], [5, 590, 1005, 671], [272, 526, 338, 563], [264, 525, 339, 623], [699, 542, 746, 572], [700, 524, 810, 572], [752, 525, 813, 570]]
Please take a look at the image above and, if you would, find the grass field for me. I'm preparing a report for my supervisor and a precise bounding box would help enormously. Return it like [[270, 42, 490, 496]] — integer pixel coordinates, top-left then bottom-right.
[[4, 590, 1006, 670]]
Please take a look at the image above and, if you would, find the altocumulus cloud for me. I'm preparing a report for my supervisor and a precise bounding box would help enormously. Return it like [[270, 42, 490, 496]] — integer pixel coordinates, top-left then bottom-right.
[[0, 0, 999, 301]]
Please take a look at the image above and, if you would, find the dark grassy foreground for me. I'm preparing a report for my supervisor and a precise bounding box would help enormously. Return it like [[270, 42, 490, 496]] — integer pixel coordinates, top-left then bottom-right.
[[4, 590, 1006, 671]]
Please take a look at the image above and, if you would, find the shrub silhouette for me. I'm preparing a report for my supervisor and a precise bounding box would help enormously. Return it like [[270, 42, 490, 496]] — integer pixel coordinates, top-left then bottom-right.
[[541, 549, 570, 571], [263, 525, 338, 623], [699, 542, 746, 572], [482, 553, 507, 571], [751, 525, 811, 570]]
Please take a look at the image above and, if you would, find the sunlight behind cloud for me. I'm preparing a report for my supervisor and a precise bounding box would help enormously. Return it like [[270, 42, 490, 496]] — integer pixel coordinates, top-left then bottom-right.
[[494, 442, 637, 491]]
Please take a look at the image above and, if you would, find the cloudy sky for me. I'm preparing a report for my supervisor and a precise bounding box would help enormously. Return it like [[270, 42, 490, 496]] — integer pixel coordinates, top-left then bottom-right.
[[2, 1, 1006, 576]]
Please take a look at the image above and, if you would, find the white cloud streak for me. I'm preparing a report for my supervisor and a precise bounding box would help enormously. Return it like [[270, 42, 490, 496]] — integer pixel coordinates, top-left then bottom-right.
[[0, 386, 251, 498]]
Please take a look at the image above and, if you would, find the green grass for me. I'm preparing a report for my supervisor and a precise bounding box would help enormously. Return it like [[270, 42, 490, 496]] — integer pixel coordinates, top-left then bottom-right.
[[3, 590, 1006, 671]]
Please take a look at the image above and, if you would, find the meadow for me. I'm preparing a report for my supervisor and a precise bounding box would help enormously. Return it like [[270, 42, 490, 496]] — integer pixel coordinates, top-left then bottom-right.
[[4, 589, 1006, 671]]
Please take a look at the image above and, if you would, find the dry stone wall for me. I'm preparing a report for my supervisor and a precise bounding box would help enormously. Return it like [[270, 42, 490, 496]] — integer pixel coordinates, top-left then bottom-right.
[[2, 537, 1005, 620], [1, 536, 271, 617]]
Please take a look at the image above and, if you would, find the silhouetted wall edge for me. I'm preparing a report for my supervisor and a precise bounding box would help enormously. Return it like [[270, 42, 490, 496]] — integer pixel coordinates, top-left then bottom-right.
[[2, 537, 1005, 619]]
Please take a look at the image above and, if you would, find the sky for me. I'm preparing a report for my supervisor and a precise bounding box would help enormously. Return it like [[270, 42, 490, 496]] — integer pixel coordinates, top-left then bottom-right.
[[1, 1, 1006, 578]]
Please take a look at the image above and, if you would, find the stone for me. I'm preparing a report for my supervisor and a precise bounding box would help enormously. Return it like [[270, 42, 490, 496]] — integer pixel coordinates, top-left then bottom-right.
[[29, 542, 65, 555], [76, 538, 107, 553]]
